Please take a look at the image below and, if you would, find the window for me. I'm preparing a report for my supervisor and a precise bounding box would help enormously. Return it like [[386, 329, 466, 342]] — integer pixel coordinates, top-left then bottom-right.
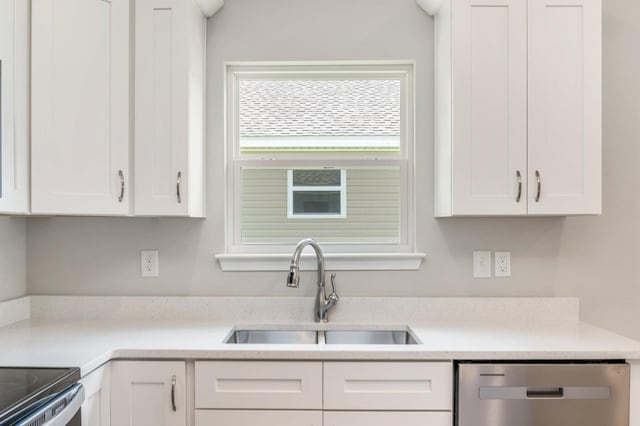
[[288, 169, 347, 218], [225, 62, 414, 255]]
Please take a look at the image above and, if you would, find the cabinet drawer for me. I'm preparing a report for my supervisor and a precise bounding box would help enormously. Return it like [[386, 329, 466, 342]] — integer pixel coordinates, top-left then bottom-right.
[[324, 362, 452, 410], [195, 410, 322, 426], [324, 411, 452, 426], [195, 361, 322, 409]]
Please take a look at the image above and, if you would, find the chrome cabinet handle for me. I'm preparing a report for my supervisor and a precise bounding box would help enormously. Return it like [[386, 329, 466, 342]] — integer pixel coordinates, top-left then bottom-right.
[[535, 170, 541, 202], [176, 172, 182, 204], [118, 170, 125, 203], [516, 170, 522, 203], [171, 375, 177, 412]]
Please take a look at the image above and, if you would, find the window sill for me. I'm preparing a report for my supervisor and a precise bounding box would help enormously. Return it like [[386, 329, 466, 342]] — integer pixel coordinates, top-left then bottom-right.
[[216, 252, 426, 272]]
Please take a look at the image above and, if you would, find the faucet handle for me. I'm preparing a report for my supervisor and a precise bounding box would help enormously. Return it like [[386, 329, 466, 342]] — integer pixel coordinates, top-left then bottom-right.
[[330, 273, 339, 298]]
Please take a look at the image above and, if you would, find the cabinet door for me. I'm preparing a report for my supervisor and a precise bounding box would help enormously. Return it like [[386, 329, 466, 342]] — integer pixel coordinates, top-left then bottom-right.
[[528, 0, 602, 215], [80, 364, 110, 426], [0, 0, 29, 214], [31, 0, 130, 215], [451, 0, 528, 215], [195, 410, 322, 426], [135, 0, 206, 217], [111, 361, 186, 426], [324, 412, 452, 426]]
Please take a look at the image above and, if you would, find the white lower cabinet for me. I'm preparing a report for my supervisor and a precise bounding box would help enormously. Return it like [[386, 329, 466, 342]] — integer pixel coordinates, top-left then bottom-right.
[[194, 360, 453, 426], [195, 361, 323, 409], [324, 361, 452, 410], [195, 410, 323, 426], [324, 412, 452, 426], [104, 360, 453, 426], [80, 364, 110, 426], [110, 361, 186, 426]]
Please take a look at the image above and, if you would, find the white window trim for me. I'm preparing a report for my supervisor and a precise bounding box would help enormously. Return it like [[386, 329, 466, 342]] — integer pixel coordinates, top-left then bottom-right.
[[220, 61, 421, 270], [287, 169, 347, 219], [217, 252, 425, 272]]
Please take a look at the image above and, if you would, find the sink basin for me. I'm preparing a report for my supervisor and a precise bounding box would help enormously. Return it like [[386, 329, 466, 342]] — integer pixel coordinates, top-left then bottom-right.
[[224, 329, 318, 344], [224, 328, 419, 345], [324, 330, 418, 345]]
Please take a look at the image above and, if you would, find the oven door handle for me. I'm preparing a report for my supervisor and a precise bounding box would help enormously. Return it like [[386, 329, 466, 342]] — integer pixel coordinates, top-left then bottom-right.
[[15, 383, 85, 426]]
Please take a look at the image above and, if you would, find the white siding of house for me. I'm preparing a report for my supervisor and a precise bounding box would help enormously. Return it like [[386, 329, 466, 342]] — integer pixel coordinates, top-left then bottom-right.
[[241, 168, 400, 244]]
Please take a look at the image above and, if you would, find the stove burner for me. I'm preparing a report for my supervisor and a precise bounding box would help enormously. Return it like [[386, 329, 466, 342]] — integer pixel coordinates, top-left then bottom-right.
[[0, 372, 39, 396]]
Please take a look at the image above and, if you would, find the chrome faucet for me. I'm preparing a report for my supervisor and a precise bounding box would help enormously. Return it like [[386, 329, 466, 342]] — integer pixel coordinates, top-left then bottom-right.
[[287, 238, 339, 323]]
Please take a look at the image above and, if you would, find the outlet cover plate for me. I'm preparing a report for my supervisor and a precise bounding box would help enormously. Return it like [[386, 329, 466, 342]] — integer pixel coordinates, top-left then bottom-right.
[[141, 250, 159, 278], [495, 251, 511, 277], [473, 251, 491, 278]]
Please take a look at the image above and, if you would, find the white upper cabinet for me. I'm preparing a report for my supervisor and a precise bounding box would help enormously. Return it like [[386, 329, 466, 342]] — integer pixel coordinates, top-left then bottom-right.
[[426, 0, 602, 216], [30, 0, 216, 217], [31, 0, 130, 215], [527, 0, 602, 215], [134, 0, 206, 217], [0, 0, 29, 214], [450, 0, 528, 216]]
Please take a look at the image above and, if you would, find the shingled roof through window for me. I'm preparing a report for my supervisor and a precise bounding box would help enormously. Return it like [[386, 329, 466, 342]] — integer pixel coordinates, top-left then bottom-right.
[[239, 79, 401, 138]]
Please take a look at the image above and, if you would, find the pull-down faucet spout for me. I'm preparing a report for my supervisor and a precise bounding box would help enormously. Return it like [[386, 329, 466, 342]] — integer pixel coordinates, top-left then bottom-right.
[[287, 238, 339, 323]]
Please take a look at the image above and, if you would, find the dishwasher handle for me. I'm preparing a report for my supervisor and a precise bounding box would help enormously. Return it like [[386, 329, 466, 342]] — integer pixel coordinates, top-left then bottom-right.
[[527, 387, 564, 398], [480, 386, 611, 400]]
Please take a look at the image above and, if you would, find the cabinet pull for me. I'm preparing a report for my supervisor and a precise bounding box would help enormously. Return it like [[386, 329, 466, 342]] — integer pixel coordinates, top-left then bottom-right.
[[535, 170, 541, 202], [171, 375, 177, 411], [118, 170, 125, 203], [516, 171, 522, 203], [176, 172, 182, 204]]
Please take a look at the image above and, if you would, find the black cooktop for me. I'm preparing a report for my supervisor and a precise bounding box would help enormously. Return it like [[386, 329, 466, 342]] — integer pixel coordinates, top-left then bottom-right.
[[0, 367, 80, 424]]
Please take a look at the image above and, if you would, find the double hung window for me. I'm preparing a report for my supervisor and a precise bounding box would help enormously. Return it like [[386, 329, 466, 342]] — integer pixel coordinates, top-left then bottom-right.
[[225, 62, 414, 254]]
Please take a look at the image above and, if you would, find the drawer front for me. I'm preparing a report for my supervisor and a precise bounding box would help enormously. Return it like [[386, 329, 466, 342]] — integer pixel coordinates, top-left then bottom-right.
[[195, 361, 322, 409], [324, 362, 452, 410], [195, 410, 322, 426], [324, 411, 452, 426]]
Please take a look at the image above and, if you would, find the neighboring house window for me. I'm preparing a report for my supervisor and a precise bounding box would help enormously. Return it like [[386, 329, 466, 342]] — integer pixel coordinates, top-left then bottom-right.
[[226, 62, 414, 253], [288, 169, 347, 219]]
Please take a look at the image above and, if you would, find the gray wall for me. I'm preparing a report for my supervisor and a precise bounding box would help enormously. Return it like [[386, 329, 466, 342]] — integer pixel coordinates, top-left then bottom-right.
[[24, 0, 640, 339], [554, 0, 640, 340], [0, 217, 26, 302]]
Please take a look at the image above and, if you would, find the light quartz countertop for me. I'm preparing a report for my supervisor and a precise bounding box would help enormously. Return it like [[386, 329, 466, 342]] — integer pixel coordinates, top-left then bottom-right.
[[0, 296, 639, 377]]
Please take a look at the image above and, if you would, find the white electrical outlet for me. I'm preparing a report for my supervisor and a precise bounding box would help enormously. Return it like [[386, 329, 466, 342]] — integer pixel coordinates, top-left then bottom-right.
[[473, 251, 491, 278], [495, 251, 511, 277], [141, 250, 159, 278]]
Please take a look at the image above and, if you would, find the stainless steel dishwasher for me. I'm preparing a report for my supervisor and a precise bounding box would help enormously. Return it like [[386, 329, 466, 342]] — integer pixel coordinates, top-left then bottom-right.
[[456, 362, 630, 426]]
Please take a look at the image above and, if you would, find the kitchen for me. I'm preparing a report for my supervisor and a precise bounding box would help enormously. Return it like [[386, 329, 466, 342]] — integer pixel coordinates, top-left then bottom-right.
[[1, 0, 640, 425]]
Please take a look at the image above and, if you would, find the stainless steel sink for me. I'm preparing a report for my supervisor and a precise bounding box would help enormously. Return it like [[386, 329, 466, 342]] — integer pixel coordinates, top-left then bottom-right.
[[324, 330, 418, 345], [224, 329, 318, 344], [224, 328, 419, 345]]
